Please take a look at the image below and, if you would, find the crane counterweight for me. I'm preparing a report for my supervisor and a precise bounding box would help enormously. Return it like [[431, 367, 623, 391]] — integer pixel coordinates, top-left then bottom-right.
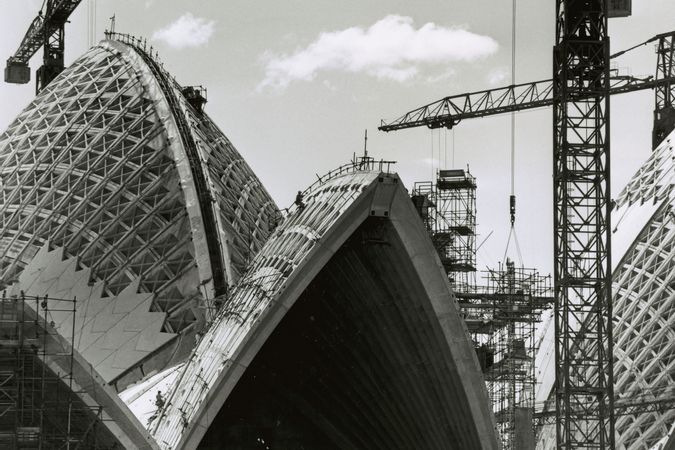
[[4, 60, 30, 84]]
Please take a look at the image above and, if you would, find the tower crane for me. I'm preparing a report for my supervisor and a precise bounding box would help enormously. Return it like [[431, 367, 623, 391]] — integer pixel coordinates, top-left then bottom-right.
[[4, 0, 83, 93], [379, 4, 675, 450], [380, 30, 675, 149]]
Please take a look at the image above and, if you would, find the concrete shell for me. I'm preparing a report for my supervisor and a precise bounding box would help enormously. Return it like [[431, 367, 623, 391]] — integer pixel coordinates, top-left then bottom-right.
[[151, 169, 498, 449], [0, 38, 278, 387], [610, 134, 675, 449]]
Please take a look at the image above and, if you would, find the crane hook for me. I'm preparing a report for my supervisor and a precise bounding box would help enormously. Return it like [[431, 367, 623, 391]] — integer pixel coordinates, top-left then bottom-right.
[[510, 194, 516, 226]]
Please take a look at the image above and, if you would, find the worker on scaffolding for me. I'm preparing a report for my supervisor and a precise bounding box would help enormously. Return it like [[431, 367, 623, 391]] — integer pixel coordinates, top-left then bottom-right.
[[295, 190, 305, 211]]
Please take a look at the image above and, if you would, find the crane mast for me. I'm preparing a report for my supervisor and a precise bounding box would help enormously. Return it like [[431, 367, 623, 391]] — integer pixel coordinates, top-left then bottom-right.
[[376, 2, 675, 448], [4, 0, 82, 92], [553, 0, 614, 448], [654, 32, 675, 148]]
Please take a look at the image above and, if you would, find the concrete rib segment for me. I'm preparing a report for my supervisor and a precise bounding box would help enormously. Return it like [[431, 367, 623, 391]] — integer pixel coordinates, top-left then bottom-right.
[[151, 170, 497, 449]]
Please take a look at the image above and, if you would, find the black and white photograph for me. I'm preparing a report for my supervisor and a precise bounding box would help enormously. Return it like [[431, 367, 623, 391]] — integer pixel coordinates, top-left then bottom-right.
[[0, 1, 673, 449]]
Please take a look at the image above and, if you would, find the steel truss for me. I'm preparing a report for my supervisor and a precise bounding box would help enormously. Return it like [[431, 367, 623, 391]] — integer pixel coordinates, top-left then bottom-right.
[[4, 0, 82, 91], [379, 32, 675, 134], [553, 1, 615, 448], [653, 32, 675, 148]]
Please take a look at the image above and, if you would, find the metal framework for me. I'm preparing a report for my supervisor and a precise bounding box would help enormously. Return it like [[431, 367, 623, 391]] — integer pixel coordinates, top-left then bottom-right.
[[466, 262, 553, 449], [653, 32, 675, 148], [4, 0, 82, 91], [553, 1, 614, 447], [378, 33, 675, 133], [409, 169, 554, 449], [411, 169, 477, 290], [0, 292, 111, 448]]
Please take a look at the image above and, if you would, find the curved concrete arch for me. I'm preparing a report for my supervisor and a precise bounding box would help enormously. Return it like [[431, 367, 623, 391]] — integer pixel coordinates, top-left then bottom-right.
[[152, 170, 497, 449]]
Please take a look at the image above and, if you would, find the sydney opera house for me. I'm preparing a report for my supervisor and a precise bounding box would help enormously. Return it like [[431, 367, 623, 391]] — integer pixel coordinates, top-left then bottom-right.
[[0, 33, 672, 449], [0, 35, 498, 449]]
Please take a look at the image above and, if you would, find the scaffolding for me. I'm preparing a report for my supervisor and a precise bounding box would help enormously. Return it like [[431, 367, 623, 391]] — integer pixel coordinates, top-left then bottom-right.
[[0, 291, 108, 449], [411, 168, 477, 289], [458, 262, 552, 449], [411, 169, 553, 449]]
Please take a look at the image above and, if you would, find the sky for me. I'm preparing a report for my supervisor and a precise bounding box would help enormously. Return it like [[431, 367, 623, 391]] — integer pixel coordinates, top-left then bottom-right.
[[1, 0, 673, 276]]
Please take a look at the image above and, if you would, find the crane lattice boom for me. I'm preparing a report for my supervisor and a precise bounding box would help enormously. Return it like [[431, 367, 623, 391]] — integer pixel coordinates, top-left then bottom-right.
[[5, 0, 82, 90], [379, 32, 675, 134]]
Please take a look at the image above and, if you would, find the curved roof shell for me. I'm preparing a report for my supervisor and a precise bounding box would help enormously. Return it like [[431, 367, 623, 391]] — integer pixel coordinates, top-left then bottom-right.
[[0, 36, 277, 387], [151, 168, 498, 449], [609, 134, 675, 449]]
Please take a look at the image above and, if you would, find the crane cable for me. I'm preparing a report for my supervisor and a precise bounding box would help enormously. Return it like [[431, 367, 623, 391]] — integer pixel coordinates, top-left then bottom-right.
[[87, 0, 96, 47], [429, 129, 434, 180], [87, 0, 90, 47], [510, 0, 516, 202], [504, 0, 523, 266]]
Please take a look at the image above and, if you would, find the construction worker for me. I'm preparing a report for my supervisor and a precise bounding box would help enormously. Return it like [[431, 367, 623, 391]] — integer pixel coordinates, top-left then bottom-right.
[[294, 191, 305, 211], [147, 390, 165, 426], [155, 390, 165, 410]]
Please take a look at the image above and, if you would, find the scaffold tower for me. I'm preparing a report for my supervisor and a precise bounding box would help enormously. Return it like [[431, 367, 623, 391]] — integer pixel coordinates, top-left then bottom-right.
[[461, 261, 552, 449], [0, 292, 110, 449], [410, 170, 553, 449], [411, 168, 477, 290]]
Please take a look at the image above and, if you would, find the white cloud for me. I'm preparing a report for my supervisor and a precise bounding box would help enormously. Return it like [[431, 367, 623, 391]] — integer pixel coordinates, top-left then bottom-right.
[[487, 67, 510, 85], [152, 13, 215, 49], [259, 15, 498, 90]]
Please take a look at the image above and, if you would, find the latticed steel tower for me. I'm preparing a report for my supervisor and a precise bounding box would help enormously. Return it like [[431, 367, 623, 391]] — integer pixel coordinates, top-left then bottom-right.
[[535, 127, 675, 450], [553, 0, 615, 448], [0, 34, 278, 389], [653, 32, 675, 149]]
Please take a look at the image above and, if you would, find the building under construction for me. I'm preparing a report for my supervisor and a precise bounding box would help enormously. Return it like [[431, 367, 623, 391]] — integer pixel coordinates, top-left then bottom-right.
[[0, 0, 674, 449], [0, 293, 109, 448], [410, 168, 554, 449], [0, 34, 498, 449]]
